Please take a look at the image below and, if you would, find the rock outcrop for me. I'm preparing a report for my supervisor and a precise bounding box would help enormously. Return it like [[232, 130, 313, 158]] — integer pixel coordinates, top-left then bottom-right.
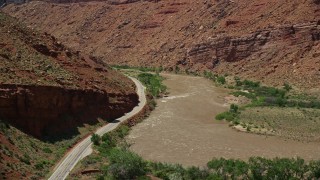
[[0, 12, 138, 139], [3, 0, 320, 89], [186, 22, 320, 68], [0, 84, 138, 138]]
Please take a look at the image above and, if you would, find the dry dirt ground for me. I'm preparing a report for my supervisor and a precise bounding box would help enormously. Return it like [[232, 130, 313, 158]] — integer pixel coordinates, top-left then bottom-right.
[[127, 74, 320, 167]]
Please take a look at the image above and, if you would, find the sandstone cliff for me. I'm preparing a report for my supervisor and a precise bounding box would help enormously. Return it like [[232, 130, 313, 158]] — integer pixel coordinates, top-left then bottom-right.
[[0, 12, 138, 138], [3, 0, 319, 89]]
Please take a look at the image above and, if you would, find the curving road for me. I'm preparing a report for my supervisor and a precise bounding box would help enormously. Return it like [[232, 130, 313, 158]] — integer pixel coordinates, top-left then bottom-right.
[[49, 77, 146, 180]]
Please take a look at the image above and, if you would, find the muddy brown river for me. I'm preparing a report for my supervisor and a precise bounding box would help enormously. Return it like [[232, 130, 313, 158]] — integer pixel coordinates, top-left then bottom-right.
[[127, 73, 320, 167]]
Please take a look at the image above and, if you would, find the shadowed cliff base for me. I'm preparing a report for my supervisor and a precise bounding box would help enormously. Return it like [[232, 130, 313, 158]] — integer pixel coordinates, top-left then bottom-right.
[[0, 84, 138, 142]]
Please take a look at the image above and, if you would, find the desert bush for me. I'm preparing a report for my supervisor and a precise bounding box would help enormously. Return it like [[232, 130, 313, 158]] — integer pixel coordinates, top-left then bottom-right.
[[243, 80, 260, 88], [215, 112, 236, 121], [229, 104, 239, 113], [216, 76, 226, 84], [149, 162, 186, 180], [203, 71, 216, 80], [20, 153, 31, 165], [185, 166, 210, 180], [216, 104, 239, 121], [99, 125, 131, 154], [107, 148, 147, 179], [207, 158, 249, 179], [91, 134, 101, 145], [42, 147, 52, 153], [249, 157, 307, 179], [283, 82, 292, 92], [0, 120, 9, 133], [138, 73, 167, 97]]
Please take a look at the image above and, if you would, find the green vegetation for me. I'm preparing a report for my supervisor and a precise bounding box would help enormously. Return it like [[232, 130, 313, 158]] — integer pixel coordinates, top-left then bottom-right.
[[203, 70, 227, 85], [203, 71, 216, 80], [0, 120, 9, 133], [112, 65, 167, 98], [91, 134, 101, 145], [138, 73, 167, 97], [206, 157, 320, 179], [103, 148, 147, 179], [216, 76, 226, 84], [210, 75, 320, 142], [283, 82, 292, 92], [230, 78, 320, 109], [42, 147, 52, 153], [215, 77, 320, 136], [89, 124, 320, 179], [215, 104, 239, 121]]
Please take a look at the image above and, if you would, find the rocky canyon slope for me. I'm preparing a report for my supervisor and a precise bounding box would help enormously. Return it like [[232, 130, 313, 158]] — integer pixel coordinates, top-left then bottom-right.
[[0, 12, 138, 139], [2, 0, 320, 89], [0, 12, 141, 179]]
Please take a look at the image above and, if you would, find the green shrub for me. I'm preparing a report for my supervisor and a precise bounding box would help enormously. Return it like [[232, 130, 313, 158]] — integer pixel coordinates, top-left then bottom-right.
[[149, 162, 186, 180], [207, 158, 249, 179], [203, 71, 216, 80], [243, 80, 260, 88], [276, 97, 287, 107], [215, 112, 235, 121], [34, 160, 51, 170], [283, 83, 292, 92], [234, 77, 243, 86], [249, 157, 307, 179], [99, 125, 131, 154], [42, 147, 52, 153], [91, 134, 101, 145], [138, 73, 167, 97], [107, 148, 147, 179], [216, 76, 226, 84], [0, 120, 9, 133], [20, 153, 31, 165], [229, 104, 239, 113], [116, 125, 130, 138], [185, 166, 209, 180], [309, 161, 320, 178]]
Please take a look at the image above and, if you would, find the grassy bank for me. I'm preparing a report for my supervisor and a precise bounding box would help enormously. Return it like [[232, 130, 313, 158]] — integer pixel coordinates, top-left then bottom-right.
[[213, 76, 320, 141]]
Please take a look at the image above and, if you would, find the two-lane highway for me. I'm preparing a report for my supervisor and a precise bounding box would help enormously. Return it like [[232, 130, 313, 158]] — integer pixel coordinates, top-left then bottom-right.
[[49, 77, 146, 180]]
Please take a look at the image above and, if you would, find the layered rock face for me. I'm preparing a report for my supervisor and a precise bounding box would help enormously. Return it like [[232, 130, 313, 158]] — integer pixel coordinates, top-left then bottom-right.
[[187, 22, 320, 67], [0, 84, 138, 138], [3, 0, 320, 89]]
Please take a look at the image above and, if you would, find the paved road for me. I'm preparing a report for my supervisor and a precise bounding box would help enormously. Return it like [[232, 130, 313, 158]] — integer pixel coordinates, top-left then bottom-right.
[[49, 77, 146, 180]]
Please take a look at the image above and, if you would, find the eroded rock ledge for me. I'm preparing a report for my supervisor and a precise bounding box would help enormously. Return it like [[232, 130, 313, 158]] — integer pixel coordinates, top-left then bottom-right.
[[186, 21, 320, 67], [0, 84, 138, 138]]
